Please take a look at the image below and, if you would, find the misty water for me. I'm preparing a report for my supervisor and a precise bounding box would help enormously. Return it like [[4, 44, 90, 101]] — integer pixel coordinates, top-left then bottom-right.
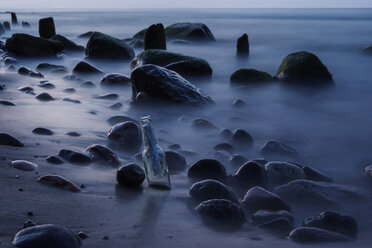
[[1, 8, 372, 248]]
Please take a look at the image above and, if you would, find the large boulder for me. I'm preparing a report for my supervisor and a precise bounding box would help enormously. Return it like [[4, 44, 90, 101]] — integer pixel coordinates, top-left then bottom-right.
[[85, 32, 135, 60], [131, 64, 213, 105], [50, 34, 84, 52], [132, 49, 212, 78], [6, 33, 63, 57], [276, 51, 334, 85], [107, 121, 142, 153], [165, 23, 215, 42], [39, 17, 56, 39], [144, 23, 166, 50], [230, 69, 274, 84]]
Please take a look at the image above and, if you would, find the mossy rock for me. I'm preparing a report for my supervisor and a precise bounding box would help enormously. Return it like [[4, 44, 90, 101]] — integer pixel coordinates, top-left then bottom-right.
[[276, 51, 333, 85], [6, 33, 63, 57], [50, 34, 84, 52], [230, 69, 273, 84], [85, 32, 135, 60]]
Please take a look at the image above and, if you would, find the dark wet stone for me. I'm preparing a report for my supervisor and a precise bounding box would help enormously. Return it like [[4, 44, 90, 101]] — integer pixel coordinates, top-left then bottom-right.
[[0, 133, 23, 147], [168, 144, 181, 150], [302, 166, 333, 182], [165, 150, 186, 173], [232, 161, 267, 189], [18, 86, 34, 92], [257, 218, 294, 235], [58, 149, 91, 164], [63, 74, 82, 82], [73, 61, 103, 75], [38, 174, 81, 192], [236, 33, 249, 57], [0, 99, 15, 106], [230, 69, 273, 85], [229, 154, 248, 166], [36, 63, 67, 73], [100, 73, 131, 87], [93, 93, 118, 100], [144, 23, 166, 50], [86, 32, 135, 60], [107, 121, 142, 153], [252, 210, 294, 224], [191, 118, 218, 130], [252, 158, 268, 166], [46, 155, 64, 164], [63, 88, 76, 94], [109, 102, 122, 110], [117, 163, 145, 187], [107, 116, 137, 126], [3, 21, 10, 30], [242, 186, 291, 214], [232, 99, 245, 108], [32, 127, 53, 135], [50, 34, 85, 52], [213, 143, 233, 154], [36, 92, 54, 101], [80, 81, 96, 88], [78, 31, 94, 39], [274, 179, 366, 206], [195, 199, 245, 226], [289, 227, 352, 243], [39, 17, 56, 39], [303, 211, 358, 238], [23, 220, 37, 229], [13, 224, 81, 248], [165, 23, 215, 42], [63, 98, 81, 104], [6, 33, 63, 57], [219, 129, 233, 139], [77, 232, 88, 239], [188, 159, 227, 181], [12, 160, 38, 171], [38, 82, 55, 89], [18, 67, 44, 78], [190, 179, 239, 203], [232, 129, 253, 146], [66, 131, 81, 137], [11, 12, 18, 25], [261, 140, 298, 156], [265, 161, 305, 187], [8, 65, 17, 71], [178, 149, 198, 157], [0, 23, 5, 35], [4, 56, 18, 65], [51, 68, 68, 74], [277, 51, 334, 86], [22, 21, 31, 28], [86, 144, 121, 166]]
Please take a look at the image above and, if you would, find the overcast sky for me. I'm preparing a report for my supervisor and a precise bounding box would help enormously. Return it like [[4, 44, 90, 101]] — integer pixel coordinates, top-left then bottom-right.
[[1, 0, 372, 9]]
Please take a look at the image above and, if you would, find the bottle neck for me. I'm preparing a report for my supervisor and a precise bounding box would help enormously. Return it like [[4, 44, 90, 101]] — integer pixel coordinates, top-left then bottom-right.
[[142, 122, 158, 150]]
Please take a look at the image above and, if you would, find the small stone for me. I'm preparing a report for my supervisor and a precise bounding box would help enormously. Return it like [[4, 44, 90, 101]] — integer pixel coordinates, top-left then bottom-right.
[[165, 150, 186, 173], [63, 88, 76, 93], [36, 63, 67, 73], [219, 129, 233, 139], [188, 159, 227, 181], [232, 129, 253, 146], [168, 144, 181, 150], [0, 99, 15, 106], [77, 231, 88, 239], [190, 179, 239, 203], [232, 99, 245, 108], [36, 92, 54, 101], [109, 102, 122, 110], [93, 93, 119, 100], [0, 133, 23, 147], [38, 174, 81, 192], [236, 33, 249, 57], [58, 149, 91, 165], [232, 161, 266, 189], [12, 160, 38, 171], [229, 154, 248, 166], [63, 74, 82, 82], [80, 81, 96, 88], [27, 212, 33, 216], [106, 116, 137, 126], [107, 121, 142, 153], [100, 73, 131, 87], [289, 227, 352, 243], [257, 218, 294, 235], [302, 166, 333, 182], [32, 127, 54, 135], [66, 131, 81, 137], [18, 67, 44, 78], [46, 155, 64, 164], [73, 61, 103, 75], [38, 82, 55, 89], [117, 163, 145, 187], [63, 98, 81, 104], [18, 86, 34, 92], [261, 140, 298, 156], [191, 118, 218, 130], [23, 220, 37, 229], [86, 144, 121, 166]]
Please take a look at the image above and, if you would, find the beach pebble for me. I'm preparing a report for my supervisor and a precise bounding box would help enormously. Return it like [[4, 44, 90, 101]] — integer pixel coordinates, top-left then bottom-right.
[[38, 82, 55, 89], [13, 224, 81, 248], [0, 133, 23, 147], [50, 34, 85, 52], [39, 17, 56, 39], [188, 159, 227, 181], [289, 227, 352, 243], [58, 149, 92, 165], [66, 131, 81, 137], [252, 209, 294, 224], [36, 92, 54, 101], [100, 73, 131, 87], [242, 186, 291, 214], [232, 129, 253, 146], [257, 218, 294, 235], [63, 88, 76, 93], [63, 74, 82, 82], [191, 118, 218, 130], [219, 128, 233, 139], [230, 69, 273, 85], [265, 161, 305, 187], [12, 160, 38, 171], [0, 84, 5, 90], [4, 56, 18, 65], [63, 98, 81, 104], [303, 211, 358, 238], [168, 144, 181, 150], [46, 155, 64, 164], [190, 179, 239, 203], [213, 143, 233, 154], [232, 161, 267, 189], [86, 144, 121, 166], [80, 81, 96, 88], [18, 86, 34, 92], [195, 199, 245, 226], [93, 93, 119, 100], [73, 61, 103, 75], [106, 116, 137, 126], [116, 163, 145, 187], [18, 66, 44, 78], [232, 99, 245, 108], [165, 150, 186, 173], [77, 231, 88, 239], [109, 102, 122, 110], [36, 63, 67, 73], [32, 127, 54, 135], [261, 140, 298, 156], [0, 99, 15, 106], [107, 121, 142, 153], [38, 174, 81, 192]]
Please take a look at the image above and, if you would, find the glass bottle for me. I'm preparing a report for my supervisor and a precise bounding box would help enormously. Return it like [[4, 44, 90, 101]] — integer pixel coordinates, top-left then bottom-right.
[[141, 115, 171, 189]]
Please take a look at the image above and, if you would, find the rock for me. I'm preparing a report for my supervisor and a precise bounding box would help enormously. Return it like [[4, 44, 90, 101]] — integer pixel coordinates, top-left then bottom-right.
[[18, 86, 34, 92], [232, 129, 253, 146], [109, 102, 122, 110], [73, 61, 103, 75], [93, 93, 118, 100], [6, 33, 63, 57], [236, 33, 249, 57], [364, 165, 372, 178], [78, 31, 94, 38], [275, 180, 367, 206], [36, 63, 67, 73], [85, 32, 135, 60], [219, 129, 233, 139], [39, 17, 56, 39], [80, 81, 96, 88], [65, 132, 81, 137], [4, 56, 18, 65], [229, 154, 248, 166], [232, 161, 267, 189], [214, 143, 233, 154], [11, 160, 38, 171], [58, 149, 92, 165], [22, 21, 31, 28], [36, 92, 54, 101], [132, 50, 212, 78], [116, 163, 145, 187], [214, 150, 230, 162], [38, 174, 81, 192], [18, 67, 44, 78], [303, 211, 358, 238], [63, 74, 82, 82], [0, 133, 23, 147], [144, 23, 166, 50], [0, 84, 5, 91], [11, 12, 18, 25], [3, 21, 10, 30], [195, 199, 245, 225], [241, 186, 291, 214], [190, 179, 239, 203], [191, 118, 218, 130], [100, 73, 131, 87], [63, 98, 81, 104], [257, 218, 294, 235], [32, 127, 53, 135], [131, 64, 213, 105], [63, 88, 76, 94], [165, 23, 215, 42], [107, 116, 137, 126], [302, 166, 333, 182], [13, 224, 81, 248], [46, 155, 64, 164], [86, 144, 120, 166], [50, 34, 84, 52], [0, 23, 5, 35], [187, 159, 227, 181], [277, 51, 334, 85], [168, 144, 181, 150], [289, 227, 352, 243], [165, 150, 186, 173], [0, 99, 15, 106], [261, 140, 298, 156], [232, 99, 245, 108], [252, 210, 294, 224], [230, 69, 273, 84], [126, 38, 144, 49], [265, 161, 305, 187], [77, 232, 88, 239], [23, 220, 37, 229], [107, 121, 142, 153]]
